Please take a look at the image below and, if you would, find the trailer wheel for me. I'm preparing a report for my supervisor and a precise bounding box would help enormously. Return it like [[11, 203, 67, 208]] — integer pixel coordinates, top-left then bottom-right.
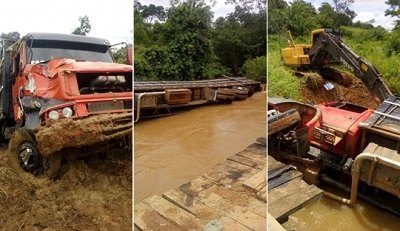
[[8, 128, 61, 179]]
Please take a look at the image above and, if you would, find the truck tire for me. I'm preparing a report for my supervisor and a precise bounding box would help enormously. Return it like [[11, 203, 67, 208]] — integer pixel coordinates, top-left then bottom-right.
[[8, 128, 61, 179]]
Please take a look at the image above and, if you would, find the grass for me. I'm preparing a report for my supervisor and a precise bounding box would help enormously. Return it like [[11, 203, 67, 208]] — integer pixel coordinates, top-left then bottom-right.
[[268, 35, 304, 101]]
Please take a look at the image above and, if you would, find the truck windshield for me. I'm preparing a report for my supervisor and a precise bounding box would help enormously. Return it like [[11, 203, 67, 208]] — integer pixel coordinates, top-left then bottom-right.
[[27, 39, 113, 63]]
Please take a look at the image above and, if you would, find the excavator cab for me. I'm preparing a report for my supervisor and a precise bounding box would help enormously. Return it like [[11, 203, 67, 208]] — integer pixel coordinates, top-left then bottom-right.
[[281, 29, 341, 68]]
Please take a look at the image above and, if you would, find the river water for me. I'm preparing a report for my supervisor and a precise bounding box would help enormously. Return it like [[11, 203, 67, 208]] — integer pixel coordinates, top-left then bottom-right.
[[283, 195, 400, 231], [134, 91, 266, 203]]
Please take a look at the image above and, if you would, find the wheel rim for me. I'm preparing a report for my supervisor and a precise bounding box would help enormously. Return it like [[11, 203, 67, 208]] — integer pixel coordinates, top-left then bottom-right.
[[18, 141, 43, 175]]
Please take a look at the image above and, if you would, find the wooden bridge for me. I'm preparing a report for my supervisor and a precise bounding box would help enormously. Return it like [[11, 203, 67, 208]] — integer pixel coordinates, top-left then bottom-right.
[[134, 138, 267, 230], [134, 137, 322, 230]]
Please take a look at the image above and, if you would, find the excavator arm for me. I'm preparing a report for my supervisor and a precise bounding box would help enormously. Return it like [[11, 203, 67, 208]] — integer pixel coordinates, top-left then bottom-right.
[[308, 30, 393, 103]]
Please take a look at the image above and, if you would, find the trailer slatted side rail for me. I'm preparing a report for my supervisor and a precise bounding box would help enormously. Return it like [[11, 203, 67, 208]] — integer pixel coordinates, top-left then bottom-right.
[[134, 77, 260, 91]]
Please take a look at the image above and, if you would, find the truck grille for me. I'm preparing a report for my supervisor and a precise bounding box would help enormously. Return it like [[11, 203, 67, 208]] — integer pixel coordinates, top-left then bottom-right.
[[88, 101, 125, 113]]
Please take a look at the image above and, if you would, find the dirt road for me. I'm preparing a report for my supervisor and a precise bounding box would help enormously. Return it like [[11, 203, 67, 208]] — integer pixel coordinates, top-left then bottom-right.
[[0, 147, 132, 231]]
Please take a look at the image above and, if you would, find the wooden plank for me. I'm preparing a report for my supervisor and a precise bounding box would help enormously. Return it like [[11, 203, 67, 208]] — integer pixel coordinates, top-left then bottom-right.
[[245, 143, 266, 155], [197, 184, 265, 218], [228, 154, 265, 169], [268, 169, 302, 190], [162, 188, 216, 220], [162, 189, 255, 230], [143, 195, 202, 230], [268, 178, 323, 222], [256, 185, 266, 202], [177, 176, 215, 197], [246, 196, 267, 217], [225, 206, 266, 231], [134, 202, 183, 231], [197, 192, 265, 230], [242, 168, 266, 192], [267, 213, 286, 231], [216, 216, 253, 231], [223, 159, 254, 171], [237, 150, 267, 165], [204, 163, 247, 184], [222, 160, 260, 181], [268, 155, 286, 171]]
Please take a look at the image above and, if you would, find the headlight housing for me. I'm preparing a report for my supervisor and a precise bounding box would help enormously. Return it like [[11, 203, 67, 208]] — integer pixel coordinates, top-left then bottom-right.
[[48, 110, 60, 120], [62, 107, 73, 118]]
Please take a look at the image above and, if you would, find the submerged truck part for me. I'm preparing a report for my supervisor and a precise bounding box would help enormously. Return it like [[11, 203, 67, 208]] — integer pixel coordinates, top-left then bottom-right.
[[322, 152, 400, 207], [268, 98, 400, 210], [134, 91, 166, 123]]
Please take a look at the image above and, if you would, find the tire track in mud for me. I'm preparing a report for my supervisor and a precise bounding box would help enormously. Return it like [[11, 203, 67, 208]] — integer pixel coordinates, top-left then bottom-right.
[[0, 147, 132, 231]]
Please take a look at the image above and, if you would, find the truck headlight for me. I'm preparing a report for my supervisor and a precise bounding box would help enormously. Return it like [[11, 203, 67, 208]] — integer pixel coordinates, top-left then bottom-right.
[[48, 110, 60, 120], [62, 107, 73, 118]]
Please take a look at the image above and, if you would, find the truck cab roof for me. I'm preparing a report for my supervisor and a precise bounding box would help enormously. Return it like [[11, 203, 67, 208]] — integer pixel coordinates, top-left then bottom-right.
[[23, 33, 110, 46]]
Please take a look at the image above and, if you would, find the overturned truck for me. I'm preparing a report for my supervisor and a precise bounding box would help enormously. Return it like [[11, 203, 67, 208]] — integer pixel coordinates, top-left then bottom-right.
[[0, 33, 132, 179]]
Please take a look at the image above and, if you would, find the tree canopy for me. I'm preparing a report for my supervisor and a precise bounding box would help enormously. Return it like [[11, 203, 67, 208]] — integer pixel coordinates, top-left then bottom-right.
[[268, 0, 357, 36], [134, 0, 265, 81], [72, 15, 91, 36]]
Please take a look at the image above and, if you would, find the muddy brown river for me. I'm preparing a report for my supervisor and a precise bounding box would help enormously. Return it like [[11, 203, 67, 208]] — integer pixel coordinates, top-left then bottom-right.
[[134, 91, 266, 203], [284, 195, 400, 231]]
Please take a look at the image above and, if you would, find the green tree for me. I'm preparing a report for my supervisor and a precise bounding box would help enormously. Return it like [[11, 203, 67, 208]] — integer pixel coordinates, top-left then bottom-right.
[[212, 4, 265, 75], [140, 4, 166, 23], [317, 2, 336, 28], [226, 0, 265, 12], [268, 0, 288, 34], [135, 1, 215, 80], [332, 0, 356, 26], [163, 2, 214, 80], [1, 31, 20, 41], [72, 15, 91, 35], [243, 56, 266, 83], [385, 0, 400, 29], [285, 0, 320, 36]]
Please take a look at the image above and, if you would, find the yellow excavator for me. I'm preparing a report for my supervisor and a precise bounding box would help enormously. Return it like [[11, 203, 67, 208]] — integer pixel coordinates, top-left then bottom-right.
[[280, 29, 392, 102]]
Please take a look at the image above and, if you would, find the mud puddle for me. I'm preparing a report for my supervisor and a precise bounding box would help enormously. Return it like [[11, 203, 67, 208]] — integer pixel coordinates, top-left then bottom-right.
[[0, 147, 132, 231]]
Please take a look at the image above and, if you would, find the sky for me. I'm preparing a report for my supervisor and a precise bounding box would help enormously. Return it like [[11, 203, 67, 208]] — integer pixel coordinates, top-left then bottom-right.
[[0, 0, 133, 45], [308, 0, 396, 30], [139, 0, 236, 20]]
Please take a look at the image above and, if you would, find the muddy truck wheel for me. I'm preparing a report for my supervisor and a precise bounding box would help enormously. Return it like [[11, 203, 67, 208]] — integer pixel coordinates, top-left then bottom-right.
[[8, 128, 61, 179]]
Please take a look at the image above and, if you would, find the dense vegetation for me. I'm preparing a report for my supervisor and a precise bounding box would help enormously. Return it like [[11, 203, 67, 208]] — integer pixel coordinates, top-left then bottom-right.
[[269, 0, 400, 98], [134, 0, 266, 82]]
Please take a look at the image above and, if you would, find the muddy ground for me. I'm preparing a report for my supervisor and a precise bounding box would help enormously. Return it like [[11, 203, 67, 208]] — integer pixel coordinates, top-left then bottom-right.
[[0, 147, 132, 231], [301, 73, 379, 109]]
